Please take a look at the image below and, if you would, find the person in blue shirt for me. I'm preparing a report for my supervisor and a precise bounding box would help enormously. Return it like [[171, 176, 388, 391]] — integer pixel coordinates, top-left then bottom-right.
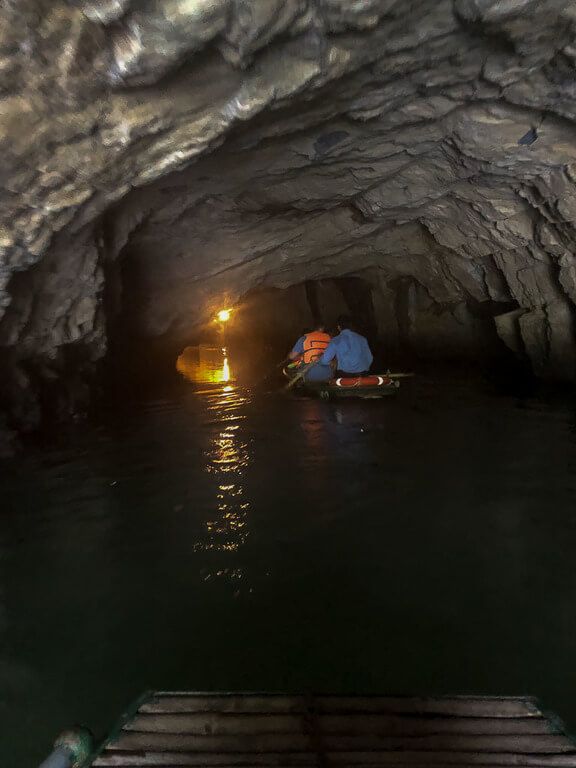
[[288, 323, 333, 382], [320, 316, 373, 376]]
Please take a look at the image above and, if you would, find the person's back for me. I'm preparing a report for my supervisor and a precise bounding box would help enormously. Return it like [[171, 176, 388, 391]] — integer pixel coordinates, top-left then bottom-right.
[[320, 317, 373, 375], [302, 330, 331, 364], [288, 325, 333, 382]]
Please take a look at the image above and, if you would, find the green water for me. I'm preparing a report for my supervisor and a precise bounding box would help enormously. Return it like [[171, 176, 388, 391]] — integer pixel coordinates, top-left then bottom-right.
[[2, 348, 576, 765]]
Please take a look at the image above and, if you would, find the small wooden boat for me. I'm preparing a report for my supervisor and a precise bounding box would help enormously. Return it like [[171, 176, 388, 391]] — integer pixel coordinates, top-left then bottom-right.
[[305, 374, 400, 399], [284, 364, 400, 399], [85, 691, 576, 767]]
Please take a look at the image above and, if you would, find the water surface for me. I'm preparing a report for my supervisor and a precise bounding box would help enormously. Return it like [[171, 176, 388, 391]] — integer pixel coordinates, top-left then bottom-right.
[[2, 347, 576, 765]]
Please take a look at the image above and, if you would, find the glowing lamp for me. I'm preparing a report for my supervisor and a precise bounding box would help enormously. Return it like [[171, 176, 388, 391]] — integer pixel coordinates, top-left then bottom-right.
[[217, 309, 232, 323]]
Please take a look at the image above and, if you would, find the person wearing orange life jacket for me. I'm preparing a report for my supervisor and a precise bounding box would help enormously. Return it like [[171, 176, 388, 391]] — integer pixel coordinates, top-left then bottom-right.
[[288, 323, 333, 382]]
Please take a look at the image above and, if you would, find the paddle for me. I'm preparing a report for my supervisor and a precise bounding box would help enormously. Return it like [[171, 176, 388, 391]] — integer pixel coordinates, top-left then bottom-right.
[[283, 361, 316, 390], [385, 372, 415, 379]]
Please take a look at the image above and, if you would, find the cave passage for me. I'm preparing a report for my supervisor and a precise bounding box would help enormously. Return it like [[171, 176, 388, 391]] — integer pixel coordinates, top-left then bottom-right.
[[5, 3, 576, 767], [104, 269, 525, 403]]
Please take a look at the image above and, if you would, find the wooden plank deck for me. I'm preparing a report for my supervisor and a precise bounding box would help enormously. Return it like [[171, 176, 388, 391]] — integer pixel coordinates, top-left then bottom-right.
[[91, 694, 576, 768]]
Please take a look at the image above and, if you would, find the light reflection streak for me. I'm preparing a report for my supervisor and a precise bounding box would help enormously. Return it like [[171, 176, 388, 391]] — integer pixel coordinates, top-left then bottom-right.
[[176, 344, 234, 385], [179, 345, 252, 589], [222, 356, 230, 382]]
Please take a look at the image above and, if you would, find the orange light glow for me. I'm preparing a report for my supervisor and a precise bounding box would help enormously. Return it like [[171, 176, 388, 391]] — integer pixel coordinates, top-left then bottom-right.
[[176, 345, 234, 385], [217, 308, 232, 323]]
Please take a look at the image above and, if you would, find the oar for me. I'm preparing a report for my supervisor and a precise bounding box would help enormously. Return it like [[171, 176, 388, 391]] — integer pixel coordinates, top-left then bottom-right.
[[284, 361, 316, 390], [385, 372, 415, 379]]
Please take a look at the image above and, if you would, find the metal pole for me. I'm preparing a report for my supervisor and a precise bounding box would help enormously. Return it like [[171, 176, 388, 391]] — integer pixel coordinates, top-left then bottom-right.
[[38, 746, 72, 768], [38, 727, 93, 768]]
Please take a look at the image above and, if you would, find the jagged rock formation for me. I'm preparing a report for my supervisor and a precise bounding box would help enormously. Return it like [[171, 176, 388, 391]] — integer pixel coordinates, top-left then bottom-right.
[[2, 0, 576, 431]]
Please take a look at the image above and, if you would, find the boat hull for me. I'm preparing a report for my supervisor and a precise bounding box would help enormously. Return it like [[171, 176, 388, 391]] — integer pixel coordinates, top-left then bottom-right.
[[284, 367, 400, 399], [306, 379, 399, 399]]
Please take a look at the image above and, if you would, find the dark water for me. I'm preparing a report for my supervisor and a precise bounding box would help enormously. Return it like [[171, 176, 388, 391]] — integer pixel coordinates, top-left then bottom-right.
[[2, 346, 576, 766]]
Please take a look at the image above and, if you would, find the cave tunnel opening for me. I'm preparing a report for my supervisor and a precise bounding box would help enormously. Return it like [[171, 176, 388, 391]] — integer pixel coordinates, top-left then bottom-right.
[[104, 228, 527, 401], [106, 269, 384, 394], [88, 118, 550, 411]]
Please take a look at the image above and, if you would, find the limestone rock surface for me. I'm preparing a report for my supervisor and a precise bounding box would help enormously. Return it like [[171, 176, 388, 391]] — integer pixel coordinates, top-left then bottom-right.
[[2, 0, 576, 428]]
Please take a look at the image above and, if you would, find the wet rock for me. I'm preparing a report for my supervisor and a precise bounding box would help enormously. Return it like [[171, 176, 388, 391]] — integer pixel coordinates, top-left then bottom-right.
[[2, 1, 576, 428], [494, 309, 527, 359]]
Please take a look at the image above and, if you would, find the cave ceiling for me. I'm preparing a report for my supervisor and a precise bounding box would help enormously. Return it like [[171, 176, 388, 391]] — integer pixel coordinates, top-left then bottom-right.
[[2, 0, 576, 402]]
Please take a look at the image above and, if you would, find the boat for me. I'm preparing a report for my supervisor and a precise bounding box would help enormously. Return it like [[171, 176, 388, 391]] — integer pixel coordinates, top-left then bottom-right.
[[304, 374, 400, 399], [284, 364, 400, 399], [43, 691, 576, 767]]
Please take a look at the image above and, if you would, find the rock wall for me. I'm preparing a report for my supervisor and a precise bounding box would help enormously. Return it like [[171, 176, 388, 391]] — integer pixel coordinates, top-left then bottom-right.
[[3, 1, 576, 429]]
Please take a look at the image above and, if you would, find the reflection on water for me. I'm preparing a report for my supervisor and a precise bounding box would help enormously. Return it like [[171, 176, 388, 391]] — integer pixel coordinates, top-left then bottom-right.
[[199, 388, 252, 560], [177, 344, 233, 385], [7, 373, 576, 767], [179, 346, 252, 586]]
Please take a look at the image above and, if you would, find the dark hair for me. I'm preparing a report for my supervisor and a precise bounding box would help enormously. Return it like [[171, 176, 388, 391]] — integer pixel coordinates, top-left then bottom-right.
[[337, 314, 353, 330]]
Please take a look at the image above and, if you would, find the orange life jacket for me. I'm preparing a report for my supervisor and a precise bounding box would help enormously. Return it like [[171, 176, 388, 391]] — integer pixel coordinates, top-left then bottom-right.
[[303, 331, 331, 364]]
